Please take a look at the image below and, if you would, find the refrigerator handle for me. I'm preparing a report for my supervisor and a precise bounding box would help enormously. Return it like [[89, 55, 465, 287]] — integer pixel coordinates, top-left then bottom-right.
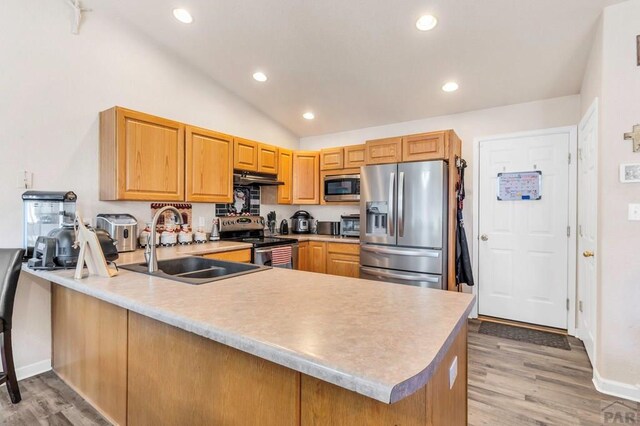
[[388, 172, 395, 237], [398, 171, 405, 237], [360, 266, 441, 283]]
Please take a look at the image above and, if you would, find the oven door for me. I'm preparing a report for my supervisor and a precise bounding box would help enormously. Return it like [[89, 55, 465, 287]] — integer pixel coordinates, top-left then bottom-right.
[[324, 174, 360, 202], [254, 244, 299, 269]]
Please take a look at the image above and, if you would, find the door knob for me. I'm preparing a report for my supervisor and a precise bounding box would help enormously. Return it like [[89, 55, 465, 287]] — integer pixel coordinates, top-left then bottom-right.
[[583, 250, 595, 258], [480, 234, 489, 241]]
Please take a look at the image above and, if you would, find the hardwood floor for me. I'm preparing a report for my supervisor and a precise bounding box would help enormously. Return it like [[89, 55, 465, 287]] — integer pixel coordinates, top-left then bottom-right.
[[0, 320, 633, 425]]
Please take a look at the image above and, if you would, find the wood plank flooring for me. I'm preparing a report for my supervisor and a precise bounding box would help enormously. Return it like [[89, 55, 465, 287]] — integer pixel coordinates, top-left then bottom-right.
[[0, 320, 634, 425]]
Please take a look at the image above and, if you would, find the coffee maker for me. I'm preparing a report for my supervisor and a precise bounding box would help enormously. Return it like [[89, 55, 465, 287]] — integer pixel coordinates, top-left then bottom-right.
[[22, 191, 77, 258]]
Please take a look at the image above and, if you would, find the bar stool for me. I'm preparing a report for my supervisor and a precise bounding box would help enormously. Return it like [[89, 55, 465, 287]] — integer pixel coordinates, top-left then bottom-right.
[[0, 249, 24, 404]]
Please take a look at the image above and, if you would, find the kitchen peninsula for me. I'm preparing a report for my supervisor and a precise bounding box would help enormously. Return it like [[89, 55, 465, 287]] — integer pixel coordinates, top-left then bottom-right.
[[24, 245, 474, 425]]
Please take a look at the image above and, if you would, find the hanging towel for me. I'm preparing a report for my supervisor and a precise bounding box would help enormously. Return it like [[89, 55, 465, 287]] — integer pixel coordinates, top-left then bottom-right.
[[455, 159, 475, 287], [271, 246, 292, 268]]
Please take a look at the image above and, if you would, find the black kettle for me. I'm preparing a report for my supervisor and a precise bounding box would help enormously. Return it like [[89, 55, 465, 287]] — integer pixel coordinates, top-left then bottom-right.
[[279, 219, 289, 235]]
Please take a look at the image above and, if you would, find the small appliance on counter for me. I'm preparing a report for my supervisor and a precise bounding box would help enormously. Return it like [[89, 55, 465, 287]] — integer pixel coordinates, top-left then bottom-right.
[[209, 217, 220, 241], [22, 191, 77, 258], [27, 224, 119, 270], [340, 214, 360, 237], [317, 221, 340, 236], [96, 213, 138, 253], [290, 210, 313, 234], [279, 219, 289, 235]]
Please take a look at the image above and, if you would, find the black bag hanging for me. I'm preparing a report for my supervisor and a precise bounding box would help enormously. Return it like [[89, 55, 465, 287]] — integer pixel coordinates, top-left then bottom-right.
[[455, 158, 474, 287]]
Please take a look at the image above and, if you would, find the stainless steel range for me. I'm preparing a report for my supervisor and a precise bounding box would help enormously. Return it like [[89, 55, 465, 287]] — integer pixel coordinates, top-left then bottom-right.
[[219, 215, 298, 269]]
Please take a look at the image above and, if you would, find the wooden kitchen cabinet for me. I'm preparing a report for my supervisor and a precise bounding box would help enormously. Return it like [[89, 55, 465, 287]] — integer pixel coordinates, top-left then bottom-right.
[[308, 241, 327, 273], [365, 137, 402, 165], [234, 138, 259, 172], [292, 151, 320, 204], [297, 241, 309, 271], [277, 148, 294, 204], [258, 143, 279, 174], [326, 243, 360, 278], [202, 249, 252, 263], [320, 147, 344, 170], [343, 144, 366, 168], [185, 126, 233, 203], [99, 107, 185, 201], [402, 131, 446, 162]]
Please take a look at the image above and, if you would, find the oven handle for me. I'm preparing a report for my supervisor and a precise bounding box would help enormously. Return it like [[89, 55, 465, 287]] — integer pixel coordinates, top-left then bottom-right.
[[254, 244, 297, 254]]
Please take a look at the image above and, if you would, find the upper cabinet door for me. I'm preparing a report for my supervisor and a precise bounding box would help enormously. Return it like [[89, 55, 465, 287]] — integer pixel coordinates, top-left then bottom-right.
[[292, 151, 320, 204], [185, 126, 233, 203], [320, 147, 344, 171], [343, 144, 366, 168], [277, 148, 293, 204], [100, 107, 185, 201], [402, 131, 446, 162], [233, 138, 259, 171], [258, 143, 279, 174], [365, 137, 402, 165]]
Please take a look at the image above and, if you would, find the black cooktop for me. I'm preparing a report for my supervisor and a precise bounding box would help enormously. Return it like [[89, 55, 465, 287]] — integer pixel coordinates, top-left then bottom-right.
[[227, 236, 297, 249]]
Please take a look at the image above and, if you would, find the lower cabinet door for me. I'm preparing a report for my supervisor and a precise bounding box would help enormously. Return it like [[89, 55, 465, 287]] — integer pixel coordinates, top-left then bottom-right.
[[326, 243, 360, 278], [308, 242, 327, 273]]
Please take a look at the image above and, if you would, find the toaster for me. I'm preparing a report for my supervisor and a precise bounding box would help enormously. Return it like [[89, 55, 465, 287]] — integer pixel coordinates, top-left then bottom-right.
[[96, 214, 138, 252]]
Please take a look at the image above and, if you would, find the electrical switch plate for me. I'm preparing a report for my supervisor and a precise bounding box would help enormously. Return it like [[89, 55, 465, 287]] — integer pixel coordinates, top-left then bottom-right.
[[449, 356, 458, 389], [629, 204, 640, 221], [16, 170, 33, 189]]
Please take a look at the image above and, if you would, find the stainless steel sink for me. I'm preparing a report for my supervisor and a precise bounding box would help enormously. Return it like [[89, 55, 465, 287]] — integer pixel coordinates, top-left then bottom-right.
[[121, 256, 268, 284]]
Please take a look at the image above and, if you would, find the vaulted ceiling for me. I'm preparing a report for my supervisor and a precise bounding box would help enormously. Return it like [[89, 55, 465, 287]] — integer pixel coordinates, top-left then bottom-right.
[[99, 0, 620, 137]]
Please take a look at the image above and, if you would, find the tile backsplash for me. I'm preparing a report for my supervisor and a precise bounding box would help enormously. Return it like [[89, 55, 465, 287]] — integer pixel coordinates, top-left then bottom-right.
[[215, 185, 260, 216]]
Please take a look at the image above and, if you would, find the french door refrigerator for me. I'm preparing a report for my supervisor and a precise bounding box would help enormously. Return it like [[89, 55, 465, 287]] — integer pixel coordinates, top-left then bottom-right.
[[359, 160, 448, 289]]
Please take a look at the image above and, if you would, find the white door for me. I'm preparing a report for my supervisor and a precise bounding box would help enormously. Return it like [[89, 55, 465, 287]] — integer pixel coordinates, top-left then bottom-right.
[[577, 100, 598, 361], [478, 131, 571, 329]]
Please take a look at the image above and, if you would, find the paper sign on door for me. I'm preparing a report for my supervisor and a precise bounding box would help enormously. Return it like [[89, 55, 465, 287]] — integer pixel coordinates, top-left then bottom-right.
[[497, 171, 542, 201]]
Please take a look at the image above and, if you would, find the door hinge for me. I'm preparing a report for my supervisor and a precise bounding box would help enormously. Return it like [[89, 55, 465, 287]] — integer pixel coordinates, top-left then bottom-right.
[[568, 153, 572, 164], [567, 298, 570, 311], [567, 226, 571, 237], [578, 148, 583, 161], [579, 300, 584, 313]]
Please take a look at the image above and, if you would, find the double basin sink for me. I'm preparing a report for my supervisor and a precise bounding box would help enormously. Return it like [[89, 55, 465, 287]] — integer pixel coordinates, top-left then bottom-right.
[[121, 256, 268, 285]]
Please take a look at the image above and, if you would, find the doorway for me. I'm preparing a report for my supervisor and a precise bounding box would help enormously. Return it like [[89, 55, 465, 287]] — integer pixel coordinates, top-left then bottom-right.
[[577, 100, 598, 361], [474, 127, 577, 330]]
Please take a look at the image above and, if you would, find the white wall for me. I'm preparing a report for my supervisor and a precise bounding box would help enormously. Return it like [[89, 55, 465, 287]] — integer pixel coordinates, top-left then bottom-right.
[[300, 95, 582, 242], [581, 0, 640, 400], [0, 0, 298, 374]]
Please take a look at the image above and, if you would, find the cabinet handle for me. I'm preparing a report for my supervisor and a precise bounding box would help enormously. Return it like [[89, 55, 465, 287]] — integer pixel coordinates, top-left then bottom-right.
[[582, 250, 594, 258]]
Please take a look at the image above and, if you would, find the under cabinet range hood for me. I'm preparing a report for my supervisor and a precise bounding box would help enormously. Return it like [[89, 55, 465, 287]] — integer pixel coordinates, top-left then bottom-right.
[[233, 170, 284, 186]]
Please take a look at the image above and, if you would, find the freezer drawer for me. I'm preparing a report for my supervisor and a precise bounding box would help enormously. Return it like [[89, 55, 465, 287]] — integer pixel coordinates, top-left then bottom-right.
[[360, 244, 443, 274], [360, 266, 443, 290]]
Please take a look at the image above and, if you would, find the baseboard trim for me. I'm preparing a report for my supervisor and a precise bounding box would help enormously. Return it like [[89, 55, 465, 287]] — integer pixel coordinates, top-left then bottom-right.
[[593, 367, 640, 403], [16, 359, 52, 381]]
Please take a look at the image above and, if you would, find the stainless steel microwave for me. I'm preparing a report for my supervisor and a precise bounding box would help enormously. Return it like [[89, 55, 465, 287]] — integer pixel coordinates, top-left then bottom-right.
[[323, 174, 360, 202]]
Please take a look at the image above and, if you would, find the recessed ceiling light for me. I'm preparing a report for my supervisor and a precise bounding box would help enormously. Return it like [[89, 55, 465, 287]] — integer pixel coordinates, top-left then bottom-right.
[[173, 9, 193, 24], [253, 72, 268, 82], [303, 112, 315, 120], [416, 15, 438, 31], [442, 81, 459, 92]]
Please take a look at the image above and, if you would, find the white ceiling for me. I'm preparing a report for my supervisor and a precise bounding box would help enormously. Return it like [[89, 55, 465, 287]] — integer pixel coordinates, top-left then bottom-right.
[[99, 0, 619, 137]]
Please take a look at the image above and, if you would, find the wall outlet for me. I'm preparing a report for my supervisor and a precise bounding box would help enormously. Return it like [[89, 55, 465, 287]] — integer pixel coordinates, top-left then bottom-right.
[[449, 356, 458, 389], [629, 204, 640, 221]]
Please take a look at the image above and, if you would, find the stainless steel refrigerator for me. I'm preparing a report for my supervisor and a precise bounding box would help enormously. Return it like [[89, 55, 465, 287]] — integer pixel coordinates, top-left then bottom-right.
[[359, 160, 448, 289]]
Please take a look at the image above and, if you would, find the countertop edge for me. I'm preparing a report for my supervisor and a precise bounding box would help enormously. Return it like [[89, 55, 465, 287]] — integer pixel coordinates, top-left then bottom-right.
[[24, 266, 473, 404], [388, 296, 476, 403]]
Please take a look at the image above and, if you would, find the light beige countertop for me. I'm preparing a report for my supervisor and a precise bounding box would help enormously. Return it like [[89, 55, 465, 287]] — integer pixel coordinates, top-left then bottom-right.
[[23, 255, 473, 404], [274, 234, 360, 244], [114, 241, 253, 265]]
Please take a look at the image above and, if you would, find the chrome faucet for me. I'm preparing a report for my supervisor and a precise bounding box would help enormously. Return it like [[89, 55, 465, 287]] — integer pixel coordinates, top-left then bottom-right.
[[146, 206, 184, 273]]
